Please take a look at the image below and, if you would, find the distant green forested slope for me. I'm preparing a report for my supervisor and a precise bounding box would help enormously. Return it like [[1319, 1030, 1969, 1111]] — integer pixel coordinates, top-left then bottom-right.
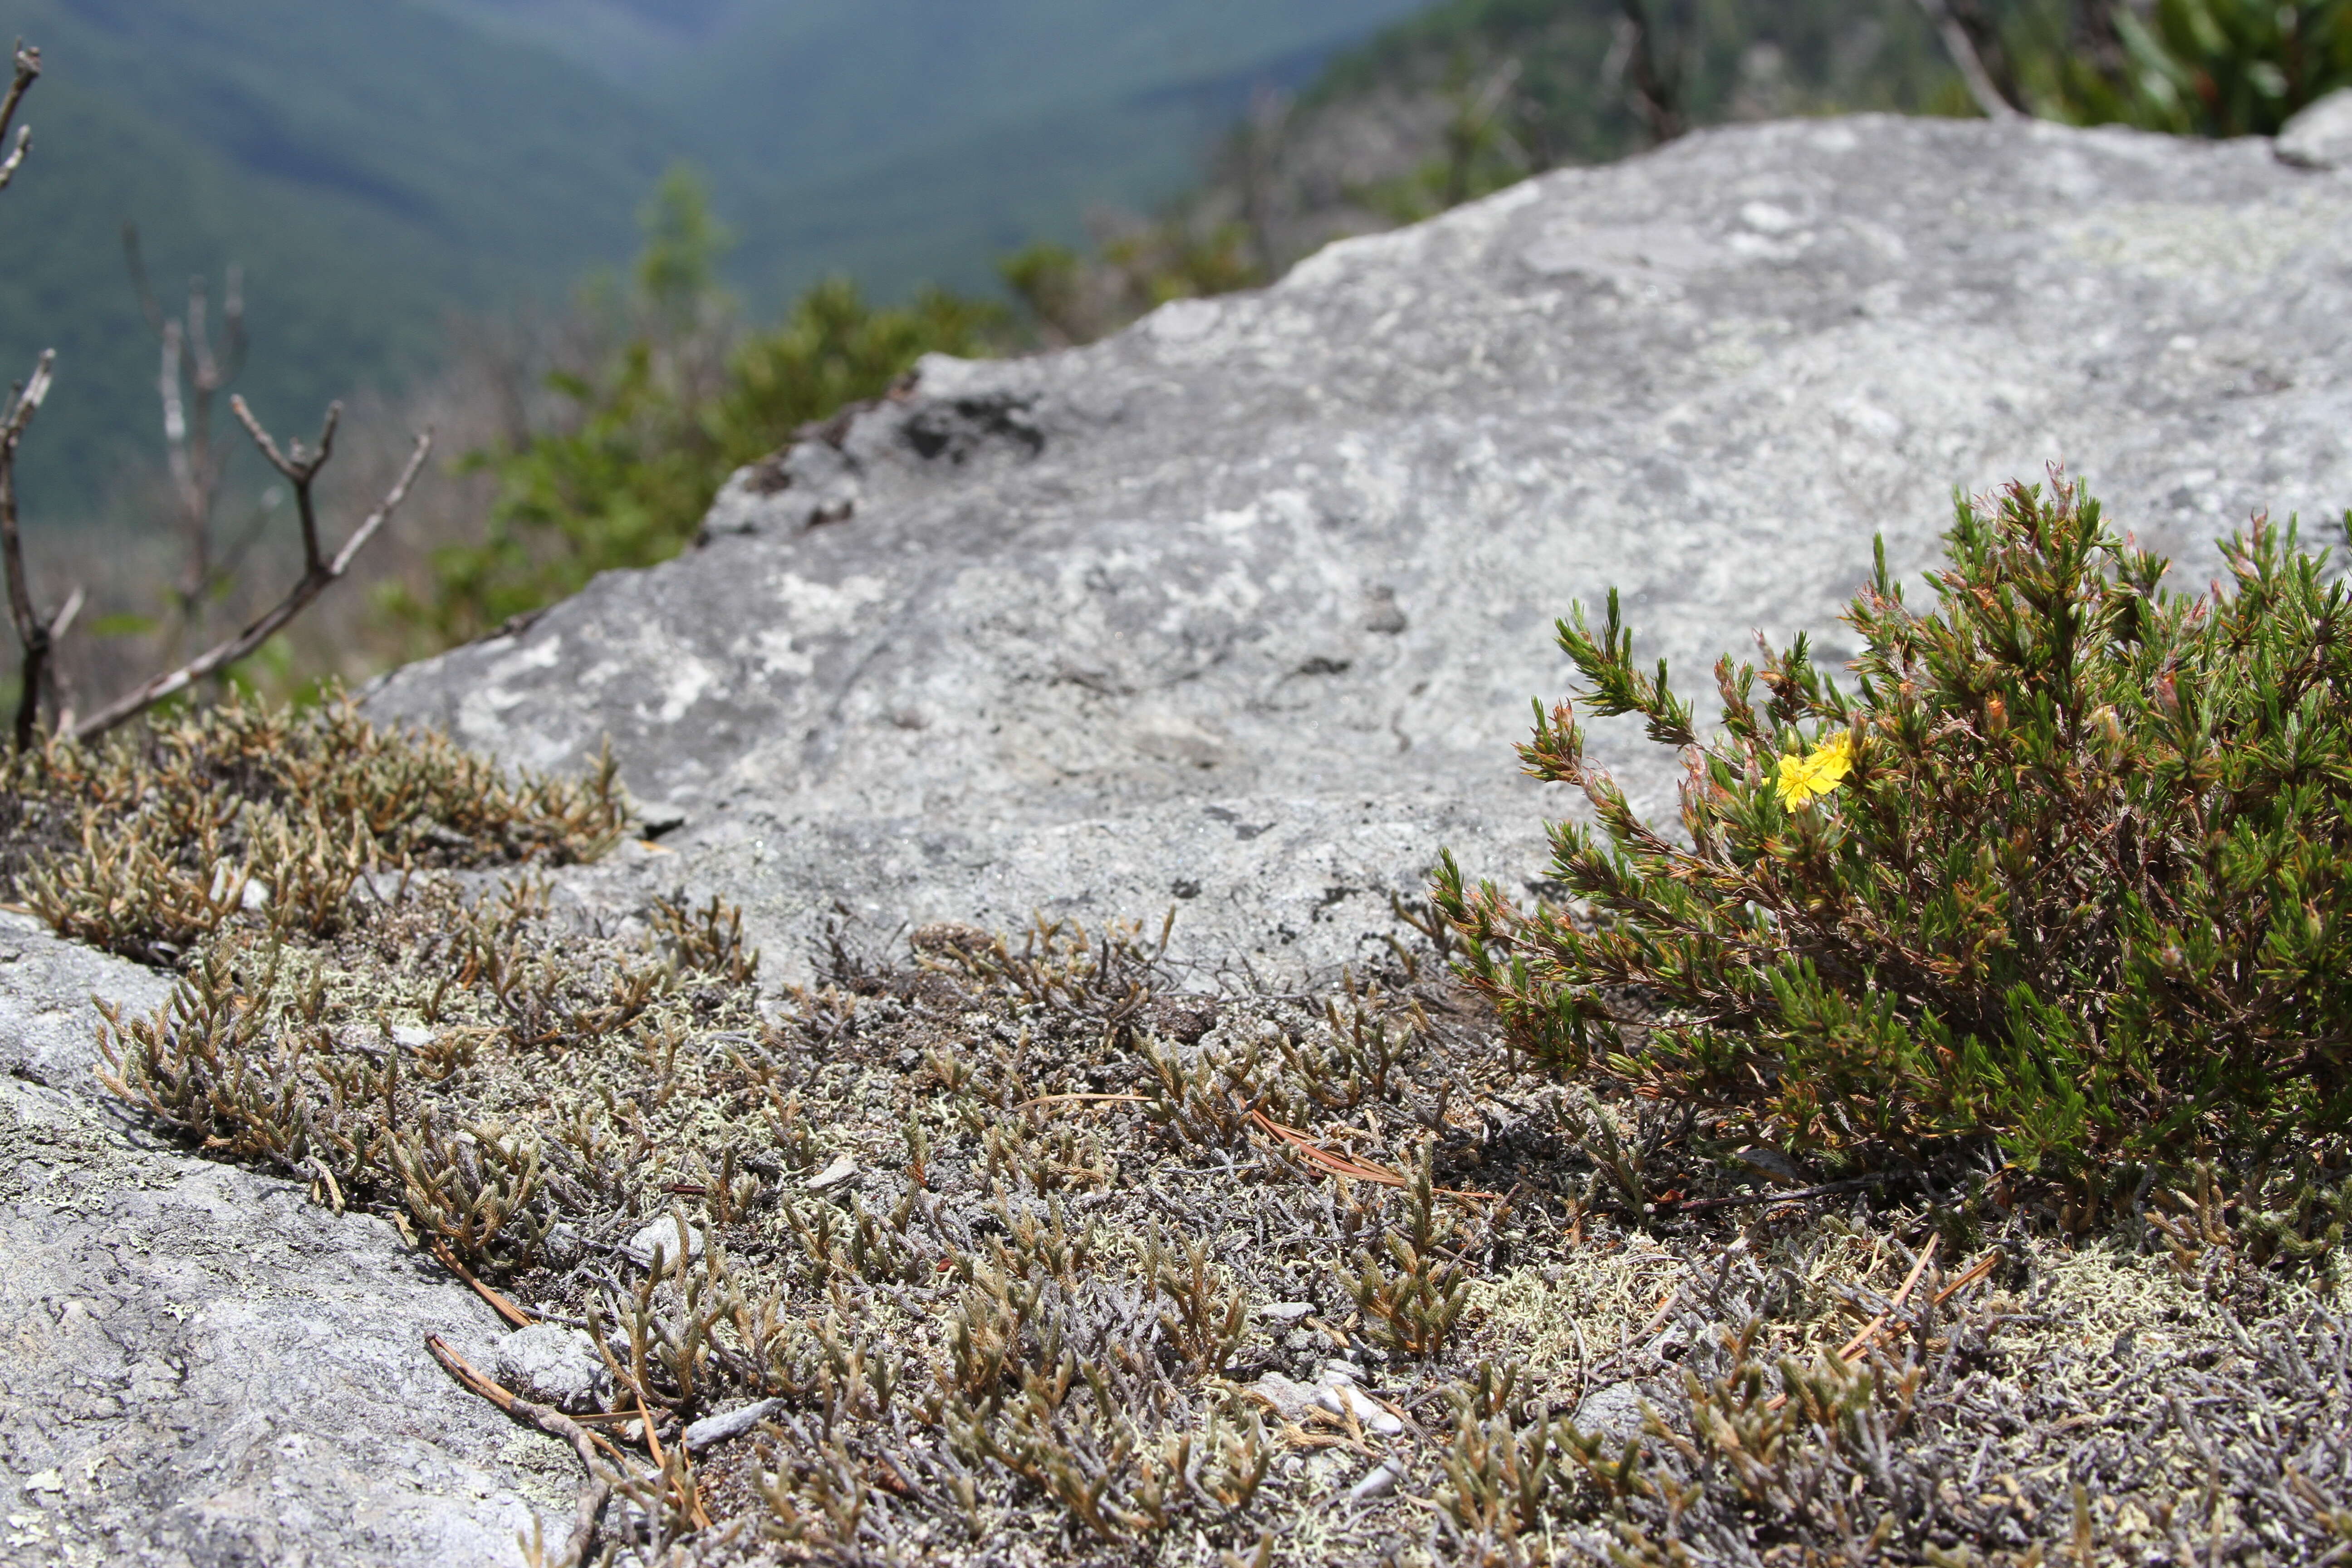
[[3, 0, 1430, 518], [0, 0, 676, 516], [431, 0, 1440, 301]]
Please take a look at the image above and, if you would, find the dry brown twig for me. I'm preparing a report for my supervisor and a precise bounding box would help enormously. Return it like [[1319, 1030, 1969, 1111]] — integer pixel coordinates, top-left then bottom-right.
[[425, 1333, 617, 1568], [1758, 1232, 1971, 1413], [431, 1237, 539, 1330], [0, 41, 38, 193], [56, 402, 430, 740], [1248, 1108, 1504, 1201]]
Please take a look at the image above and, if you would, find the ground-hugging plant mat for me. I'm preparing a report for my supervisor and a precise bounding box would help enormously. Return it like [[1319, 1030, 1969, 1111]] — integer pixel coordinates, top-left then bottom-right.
[[72, 867, 2352, 1565]]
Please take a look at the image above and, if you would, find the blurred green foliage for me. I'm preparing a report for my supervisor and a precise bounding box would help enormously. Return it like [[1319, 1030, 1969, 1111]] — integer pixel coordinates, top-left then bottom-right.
[[2019, 0, 2350, 134], [385, 170, 1002, 646], [1281, 0, 2348, 194], [1309, 0, 1965, 169], [998, 223, 1260, 348]]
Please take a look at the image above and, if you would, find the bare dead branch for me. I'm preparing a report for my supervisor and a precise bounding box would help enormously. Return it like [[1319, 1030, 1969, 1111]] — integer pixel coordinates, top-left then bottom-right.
[[186, 278, 216, 388], [48, 583, 82, 641], [231, 394, 341, 574], [230, 392, 341, 482], [0, 42, 38, 195], [129, 227, 255, 630], [2, 351, 56, 750], [1915, 0, 2025, 119], [0, 43, 37, 147], [426, 1334, 616, 1568], [159, 321, 196, 504], [1617, 0, 1685, 144], [1, 43, 420, 751], [221, 264, 247, 381], [122, 222, 167, 337], [0, 49, 56, 752], [46, 582, 83, 737], [328, 444, 423, 574], [66, 420, 430, 742]]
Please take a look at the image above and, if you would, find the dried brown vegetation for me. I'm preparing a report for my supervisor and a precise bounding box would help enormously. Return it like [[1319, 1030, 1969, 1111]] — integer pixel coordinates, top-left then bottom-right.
[[35, 710, 2347, 1565], [0, 691, 622, 965]]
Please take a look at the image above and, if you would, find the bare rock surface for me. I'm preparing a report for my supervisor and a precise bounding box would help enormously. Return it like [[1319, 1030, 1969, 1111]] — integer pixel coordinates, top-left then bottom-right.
[[368, 114, 2352, 986], [0, 913, 572, 1564]]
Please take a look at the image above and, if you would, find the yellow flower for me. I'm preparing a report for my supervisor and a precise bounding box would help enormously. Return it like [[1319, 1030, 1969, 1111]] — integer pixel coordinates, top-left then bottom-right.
[[1774, 732, 1854, 810]]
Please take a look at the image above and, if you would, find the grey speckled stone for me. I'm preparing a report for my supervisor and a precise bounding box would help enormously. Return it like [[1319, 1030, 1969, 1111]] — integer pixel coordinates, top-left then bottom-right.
[[365, 115, 2352, 989], [0, 916, 571, 1565], [494, 1324, 612, 1415], [2278, 88, 2352, 171], [1572, 1380, 1656, 1446]]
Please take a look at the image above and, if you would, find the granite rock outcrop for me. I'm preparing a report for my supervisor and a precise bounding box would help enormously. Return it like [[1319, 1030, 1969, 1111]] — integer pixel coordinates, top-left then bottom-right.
[[371, 113, 2352, 986]]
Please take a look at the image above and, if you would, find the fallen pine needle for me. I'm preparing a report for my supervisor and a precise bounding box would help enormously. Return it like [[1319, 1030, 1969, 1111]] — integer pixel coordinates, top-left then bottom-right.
[[1932, 1247, 2003, 1305], [1765, 1235, 1946, 1411], [1247, 1111, 1504, 1201], [1835, 1232, 1940, 1362], [432, 1239, 536, 1329], [425, 1333, 616, 1568]]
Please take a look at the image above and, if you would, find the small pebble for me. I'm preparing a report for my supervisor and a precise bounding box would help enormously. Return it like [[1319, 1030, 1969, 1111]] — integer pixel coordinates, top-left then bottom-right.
[[1572, 1380, 1651, 1446], [683, 1397, 785, 1451], [1315, 1380, 1403, 1436], [1245, 1370, 1316, 1422], [806, 1154, 858, 1190], [1259, 1300, 1314, 1324], [1347, 1455, 1406, 1502], [622, 1218, 706, 1270], [494, 1325, 610, 1414]]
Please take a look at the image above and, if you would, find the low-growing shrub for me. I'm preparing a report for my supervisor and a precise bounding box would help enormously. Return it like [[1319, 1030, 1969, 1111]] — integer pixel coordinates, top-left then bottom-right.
[[1436, 475, 2352, 1186]]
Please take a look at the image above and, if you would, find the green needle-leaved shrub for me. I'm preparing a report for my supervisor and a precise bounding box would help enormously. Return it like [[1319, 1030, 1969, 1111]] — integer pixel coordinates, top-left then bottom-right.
[[1435, 476, 2352, 1183]]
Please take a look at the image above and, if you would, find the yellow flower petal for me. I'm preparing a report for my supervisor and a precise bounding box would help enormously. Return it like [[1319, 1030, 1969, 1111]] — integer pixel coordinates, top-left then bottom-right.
[[1774, 733, 1854, 809]]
